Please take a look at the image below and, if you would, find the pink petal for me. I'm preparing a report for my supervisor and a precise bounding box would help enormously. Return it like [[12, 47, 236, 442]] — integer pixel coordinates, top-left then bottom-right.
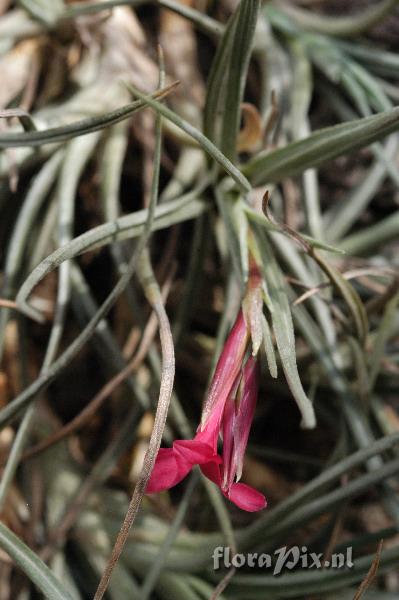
[[200, 310, 249, 429], [222, 393, 237, 491], [194, 409, 224, 451], [146, 448, 191, 494], [227, 482, 267, 512], [174, 440, 219, 465], [201, 461, 266, 512], [200, 460, 223, 487], [233, 357, 259, 482]]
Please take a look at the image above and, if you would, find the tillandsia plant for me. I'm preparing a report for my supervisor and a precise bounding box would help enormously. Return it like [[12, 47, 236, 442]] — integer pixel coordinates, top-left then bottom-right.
[[0, 1, 399, 600], [147, 256, 268, 511]]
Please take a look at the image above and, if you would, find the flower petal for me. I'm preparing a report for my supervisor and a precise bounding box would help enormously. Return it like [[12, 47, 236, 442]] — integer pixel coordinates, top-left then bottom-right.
[[227, 482, 267, 512], [146, 448, 191, 494], [195, 401, 224, 450], [201, 461, 266, 512], [174, 440, 218, 465], [233, 357, 259, 482], [199, 459, 223, 487], [200, 310, 249, 429], [222, 393, 237, 491]]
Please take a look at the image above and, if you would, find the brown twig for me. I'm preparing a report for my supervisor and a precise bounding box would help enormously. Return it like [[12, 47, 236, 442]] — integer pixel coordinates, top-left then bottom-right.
[[0, 299, 17, 310], [293, 267, 397, 306], [93, 250, 175, 600], [93, 47, 175, 600], [353, 540, 383, 600], [262, 190, 311, 253], [210, 566, 236, 600], [366, 276, 399, 315]]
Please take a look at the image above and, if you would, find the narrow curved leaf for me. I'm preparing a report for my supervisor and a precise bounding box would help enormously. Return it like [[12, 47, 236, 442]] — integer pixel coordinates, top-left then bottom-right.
[[0, 522, 76, 600], [19, 0, 65, 25], [203, 7, 239, 144], [64, 0, 224, 37], [272, 0, 399, 37], [0, 84, 177, 148], [16, 196, 205, 320], [126, 83, 251, 192], [221, 0, 260, 161], [257, 231, 316, 429], [204, 0, 260, 160], [310, 249, 369, 344], [244, 106, 399, 185]]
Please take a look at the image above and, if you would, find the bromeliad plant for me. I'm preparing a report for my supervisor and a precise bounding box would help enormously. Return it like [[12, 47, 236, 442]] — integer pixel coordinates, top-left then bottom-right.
[[147, 258, 267, 511], [1, 1, 399, 599], [146, 233, 318, 510]]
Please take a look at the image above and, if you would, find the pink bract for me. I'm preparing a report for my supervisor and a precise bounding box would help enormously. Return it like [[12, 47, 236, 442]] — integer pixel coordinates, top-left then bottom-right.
[[146, 309, 266, 512]]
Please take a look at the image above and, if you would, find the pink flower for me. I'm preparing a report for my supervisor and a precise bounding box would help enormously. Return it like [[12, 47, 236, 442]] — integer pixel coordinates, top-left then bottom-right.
[[146, 310, 266, 512]]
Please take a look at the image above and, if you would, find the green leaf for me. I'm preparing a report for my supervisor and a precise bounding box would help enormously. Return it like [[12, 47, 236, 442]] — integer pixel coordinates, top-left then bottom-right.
[[310, 249, 369, 344], [19, 0, 65, 25], [261, 314, 278, 378], [215, 186, 249, 286], [348, 336, 370, 405], [64, 0, 224, 38], [0, 84, 176, 148], [368, 290, 399, 392], [215, 193, 244, 286], [339, 211, 399, 255], [231, 196, 249, 283], [204, 0, 260, 160], [156, 572, 203, 600], [270, 0, 399, 38], [336, 39, 399, 77], [257, 232, 316, 429], [16, 195, 206, 321], [125, 83, 251, 193], [221, 0, 260, 161], [0, 522, 76, 600], [244, 106, 399, 185], [0, 108, 37, 131], [203, 6, 239, 145], [243, 202, 344, 253], [227, 543, 399, 597]]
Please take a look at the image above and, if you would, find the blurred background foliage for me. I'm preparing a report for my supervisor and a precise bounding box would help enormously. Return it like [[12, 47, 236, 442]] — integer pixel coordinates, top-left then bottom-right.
[[0, 0, 399, 598]]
